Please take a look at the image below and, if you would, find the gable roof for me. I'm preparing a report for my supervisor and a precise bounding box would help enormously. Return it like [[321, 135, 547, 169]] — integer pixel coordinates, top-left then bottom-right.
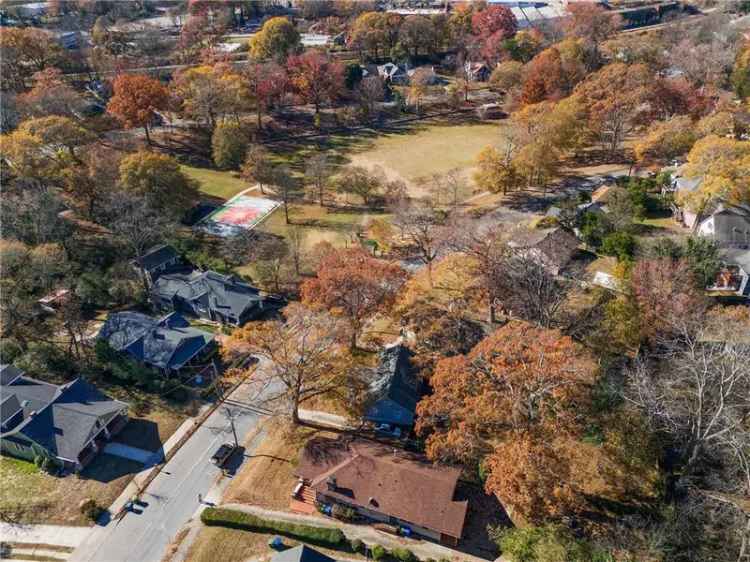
[[508, 227, 580, 273], [153, 269, 269, 319], [98, 311, 214, 370], [272, 546, 336, 562], [365, 344, 420, 427], [702, 204, 750, 246], [296, 437, 468, 539], [0, 367, 127, 461], [139, 244, 180, 272]]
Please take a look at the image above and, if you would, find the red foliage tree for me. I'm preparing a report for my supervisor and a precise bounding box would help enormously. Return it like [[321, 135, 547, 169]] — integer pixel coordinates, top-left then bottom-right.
[[471, 5, 518, 40], [245, 62, 288, 129], [287, 51, 345, 116], [301, 247, 407, 348], [106, 74, 169, 145], [521, 47, 565, 104]]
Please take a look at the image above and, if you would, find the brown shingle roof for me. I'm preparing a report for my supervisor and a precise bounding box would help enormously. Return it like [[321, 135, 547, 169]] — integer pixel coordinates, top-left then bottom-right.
[[296, 438, 468, 539], [507, 227, 580, 275]]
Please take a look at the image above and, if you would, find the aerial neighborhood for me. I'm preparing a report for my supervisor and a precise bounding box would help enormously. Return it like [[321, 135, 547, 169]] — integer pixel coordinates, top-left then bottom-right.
[[0, 1, 749, 562]]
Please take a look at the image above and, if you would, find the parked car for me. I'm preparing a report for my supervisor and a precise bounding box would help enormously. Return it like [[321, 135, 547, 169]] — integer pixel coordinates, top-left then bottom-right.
[[211, 443, 237, 467]]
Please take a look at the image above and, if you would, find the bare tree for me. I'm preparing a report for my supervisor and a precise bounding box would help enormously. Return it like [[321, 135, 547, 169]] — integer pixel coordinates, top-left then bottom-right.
[[355, 75, 385, 122], [270, 167, 300, 224], [393, 201, 449, 289], [305, 153, 332, 207], [102, 193, 170, 294]]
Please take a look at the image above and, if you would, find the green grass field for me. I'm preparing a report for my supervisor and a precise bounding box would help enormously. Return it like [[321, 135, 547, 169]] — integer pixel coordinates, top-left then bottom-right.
[[182, 165, 251, 200]]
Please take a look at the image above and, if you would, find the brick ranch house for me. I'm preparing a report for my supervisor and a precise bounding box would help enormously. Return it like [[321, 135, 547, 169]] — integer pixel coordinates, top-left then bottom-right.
[[292, 437, 468, 546]]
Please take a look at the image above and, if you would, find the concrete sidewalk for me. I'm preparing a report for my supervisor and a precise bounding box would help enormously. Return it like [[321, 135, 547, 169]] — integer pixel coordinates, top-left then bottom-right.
[[0, 523, 91, 548], [220, 504, 498, 562]]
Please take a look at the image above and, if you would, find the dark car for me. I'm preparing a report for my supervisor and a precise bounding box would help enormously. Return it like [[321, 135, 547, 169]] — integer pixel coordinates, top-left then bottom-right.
[[211, 443, 237, 467]]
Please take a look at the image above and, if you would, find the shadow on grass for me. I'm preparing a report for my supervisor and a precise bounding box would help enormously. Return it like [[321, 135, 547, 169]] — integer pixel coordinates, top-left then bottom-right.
[[79, 453, 144, 484], [112, 418, 164, 453]]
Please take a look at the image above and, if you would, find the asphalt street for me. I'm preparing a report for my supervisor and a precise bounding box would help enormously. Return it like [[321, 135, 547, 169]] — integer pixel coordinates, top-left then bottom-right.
[[69, 360, 280, 562]]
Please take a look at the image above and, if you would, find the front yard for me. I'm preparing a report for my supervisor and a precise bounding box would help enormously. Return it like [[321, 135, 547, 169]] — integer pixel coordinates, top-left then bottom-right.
[[0, 454, 143, 526]]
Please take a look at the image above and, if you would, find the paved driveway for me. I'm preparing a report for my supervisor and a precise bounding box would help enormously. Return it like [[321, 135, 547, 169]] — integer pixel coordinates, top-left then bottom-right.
[[103, 443, 161, 465]]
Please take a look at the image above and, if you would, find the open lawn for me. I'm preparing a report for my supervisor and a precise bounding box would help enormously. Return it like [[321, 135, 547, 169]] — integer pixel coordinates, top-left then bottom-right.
[[181, 165, 252, 200], [0, 454, 143, 526]]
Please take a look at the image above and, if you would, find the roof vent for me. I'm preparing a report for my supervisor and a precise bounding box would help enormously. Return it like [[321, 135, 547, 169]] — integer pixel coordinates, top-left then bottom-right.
[[369, 497, 379, 508], [21, 400, 30, 408], [326, 476, 337, 491]]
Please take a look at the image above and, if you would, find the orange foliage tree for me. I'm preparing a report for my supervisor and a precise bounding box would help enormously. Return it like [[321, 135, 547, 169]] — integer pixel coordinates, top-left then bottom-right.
[[106, 74, 169, 145], [301, 247, 407, 348], [287, 51, 345, 116], [416, 321, 598, 523]]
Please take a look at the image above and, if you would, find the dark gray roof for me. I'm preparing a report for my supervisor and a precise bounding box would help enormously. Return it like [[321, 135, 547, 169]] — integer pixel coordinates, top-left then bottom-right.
[[153, 269, 266, 319], [365, 344, 420, 427], [98, 311, 214, 370], [139, 244, 179, 272], [708, 205, 750, 246], [0, 364, 24, 386], [0, 369, 127, 461], [272, 546, 336, 562]]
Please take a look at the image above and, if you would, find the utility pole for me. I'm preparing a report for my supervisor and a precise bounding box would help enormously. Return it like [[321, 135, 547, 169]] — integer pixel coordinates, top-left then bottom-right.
[[224, 407, 239, 447]]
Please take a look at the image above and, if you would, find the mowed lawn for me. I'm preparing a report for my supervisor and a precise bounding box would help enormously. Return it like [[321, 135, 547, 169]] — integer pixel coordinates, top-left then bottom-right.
[[181, 165, 252, 200]]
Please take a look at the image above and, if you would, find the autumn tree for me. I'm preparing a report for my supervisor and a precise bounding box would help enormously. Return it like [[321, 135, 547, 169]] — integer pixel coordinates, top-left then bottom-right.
[[399, 15, 436, 59], [269, 167, 300, 225], [305, 153, 333, 206], [287, 51, 345, 116], [18, 68, 84, 119], [572, 63, 655, 153], [16, 116, 94, 162], [521, 47, 566, 104], [106, 74, 169, 146], [174, 63, 248, 129], [241, 145, 275, 195], [348, 11, 391, 60], [249, 17, 300, 61], [119, 151, 200, 217], [564, 3, 622, 45], [244, 62, 288, 129], [212, 121, 249, 170], [355, 75, 385, 122], [61, 147, 122, 218], [474, 146, 521, 195], [732, 41, 750, 99], [490, 60, 524, 93], [416, 321, 598, 523], [678, 135, 750, 212], [634, 116, 697, 164], [301, 247, 406, 348], [223, 304, 359, 423], [471, 5, 517, 44], [0, 28, 67, 92]]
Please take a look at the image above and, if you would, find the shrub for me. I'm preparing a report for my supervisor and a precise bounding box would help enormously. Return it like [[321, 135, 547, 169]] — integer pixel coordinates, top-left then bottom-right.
[[371, 545, 387, 561], [601, 232, 636, 261], [349, 539, 365, 554], [201, 508, 345, 547], [80, 498, 105, 522], [212, 121, 248, 170], [391, 547, 417, 562], [332, 503, 356, 522]]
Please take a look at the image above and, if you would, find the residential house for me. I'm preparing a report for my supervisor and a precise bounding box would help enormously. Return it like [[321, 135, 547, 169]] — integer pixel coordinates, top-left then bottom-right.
[[464, 61, 491, 82], [137, 244, 182, 286], [98, 311, 215, 375], [292, 437, 468, 545], [364, 344, 420, 433], [377, 63, 409, 85], [0, 365, 129, 472], [407, 65, 440, 85], [669, 169, 703, 228], [151, 269, 284, 327], [272, 546, 335, 562], [706, 248, 750, 300], [507, 226, 581, 276], [695, 203, 750, 248]]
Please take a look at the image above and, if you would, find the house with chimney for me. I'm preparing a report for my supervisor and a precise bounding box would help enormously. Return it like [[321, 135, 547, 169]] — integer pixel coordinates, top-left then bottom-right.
[[291, 437, 468, 546]]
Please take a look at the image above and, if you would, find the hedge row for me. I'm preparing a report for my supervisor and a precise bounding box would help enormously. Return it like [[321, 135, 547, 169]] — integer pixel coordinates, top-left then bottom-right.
[[201, 508, 346, 547]]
